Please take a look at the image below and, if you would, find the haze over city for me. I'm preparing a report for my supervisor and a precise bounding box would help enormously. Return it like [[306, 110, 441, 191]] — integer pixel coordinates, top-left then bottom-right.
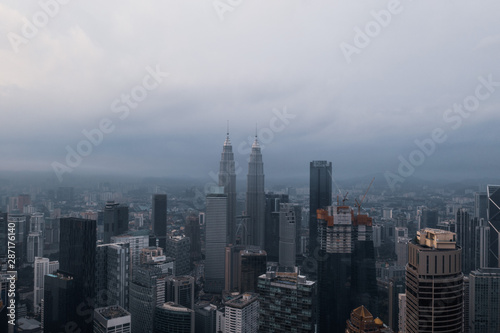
[[2, 1, 500, 183]]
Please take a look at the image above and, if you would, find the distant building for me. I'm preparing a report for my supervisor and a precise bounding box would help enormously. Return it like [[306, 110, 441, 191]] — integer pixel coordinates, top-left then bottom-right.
[[154, 302, 195, 333], [469, 268, 500, 332], [309, 161, 332, 256], [103, 201, 129, 243], [487, 185, 500, 267], [194, 302, 217, 333], [152, 194, 167, 250], [185, 215, 202, 263], [239, 249, 266, 293], [224, 244, 246, 292], [258, 269, 316, 332], [405, 228, 463, 333], [279, 203, 299, 268], [246, 136, 265, 248], [43, 272, 77, 333], [264, 193, 289, 262], [225, 293, 259, 333], [474, 192, 487, 220], [111, 230, 150, 269], [219, 131, 237, 245], [398, 294, 406, 333], [166, 276, 195, 310], [205, 189, 227, 294], [395, 237, 410, 267], [93, 305, 131, 333], [165, 236, 191, 276], [34, 257, 59, 314], [421, 208, 438, 229]]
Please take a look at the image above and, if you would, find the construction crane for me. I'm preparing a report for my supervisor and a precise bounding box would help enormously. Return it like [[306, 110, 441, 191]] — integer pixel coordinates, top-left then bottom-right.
[[355, 177, 375, 214]]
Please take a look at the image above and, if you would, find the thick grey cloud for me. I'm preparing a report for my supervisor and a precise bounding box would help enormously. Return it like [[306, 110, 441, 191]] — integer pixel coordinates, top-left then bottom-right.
[[1, 0, 499, 184]]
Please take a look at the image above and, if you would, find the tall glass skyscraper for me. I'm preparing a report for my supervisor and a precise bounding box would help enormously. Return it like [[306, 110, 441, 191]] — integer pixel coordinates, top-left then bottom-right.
[[219, 131, 237, 245], [152, 194, 167, 250], [246, 136, 265, 248], [309, 161, 332, 256], [487, 185, 500, 267]]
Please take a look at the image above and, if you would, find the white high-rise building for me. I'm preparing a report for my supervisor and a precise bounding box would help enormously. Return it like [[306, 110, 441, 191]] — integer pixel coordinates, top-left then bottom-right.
[[27, 232, 43, 263], [34, 257, 59, 314], [111, 230, 149, 269], [94, 305, 131, 333], [225, 293, 259, 333]]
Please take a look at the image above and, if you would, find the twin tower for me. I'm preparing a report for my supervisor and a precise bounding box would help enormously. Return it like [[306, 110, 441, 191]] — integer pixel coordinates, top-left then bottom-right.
[[218, 131, 265, 247]]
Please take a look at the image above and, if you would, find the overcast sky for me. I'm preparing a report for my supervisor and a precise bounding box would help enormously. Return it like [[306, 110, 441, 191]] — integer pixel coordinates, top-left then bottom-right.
[[1, 1, 499, 185]]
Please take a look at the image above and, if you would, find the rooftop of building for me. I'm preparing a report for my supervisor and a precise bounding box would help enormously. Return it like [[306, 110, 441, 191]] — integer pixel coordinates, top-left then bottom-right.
[[471, 267, 500, 276], [158, 302, 193, 313], [96, 305, 130, 320], [225, 293, 259, 309], [415, 228, 457, 250]]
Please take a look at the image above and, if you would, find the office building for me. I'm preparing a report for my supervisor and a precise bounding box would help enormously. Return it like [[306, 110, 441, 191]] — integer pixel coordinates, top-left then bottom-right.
[[152, 194, 168, 250], [59, 217, 96, 332], [388, 277, 405, 332], [469, 268, 500, 332], [34, 257, 59, 314], [93, 305, 131, 333], [258, 269, 316, 332], [165, 236, 191, 276], [185, 214, 202, 263], [27, 232, 43, 263], [395, 237, 410, 267], [219, 131, 237, 245], [225, 293, 259, 333], [316, 206, 378, 333], [474, 192, 487, 220], [205, 188, 227, 294], [246, 136, 265, 247], [95, 243, 130, 309], [103, 201, 129, 243], [405, 228, 463, 333], [421, 208, 438, 229], [309, 161, 332, 256], [456, 208, 479, 274], [8, 213, 26, 265], [398, 293, 406, 333], [264, 193, 289, 262], [111, 230, 150, 269], [225, 244, 246, 292], [279, 203, 298, 268], [195, 302, 217, 333], [239, 248, 266, 293], [43, 272, 77, 333], [0, 212, 7, 257], [129, 265, 168, 333], [487, 185, 500, 267], [166, 276, 195, 310], [475, 219, 490, 269], [154, 302, 195, 333]]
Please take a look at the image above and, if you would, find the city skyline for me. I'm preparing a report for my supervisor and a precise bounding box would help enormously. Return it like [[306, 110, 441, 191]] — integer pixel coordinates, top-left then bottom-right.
[[1, 2, 500, 184]]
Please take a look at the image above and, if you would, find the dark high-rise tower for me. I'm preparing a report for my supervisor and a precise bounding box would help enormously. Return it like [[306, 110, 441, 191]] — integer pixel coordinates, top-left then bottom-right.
[[153, 194, 168, 250], [103, 201, 129, 243], [264, 193, 289, 262], [219, 131, 237, 245], [59, 217, 96, 333], [405, 229, 463, 333], [487, 185, 500, 267], [246, 136, 265, 248], [309, 161, 332, 256]]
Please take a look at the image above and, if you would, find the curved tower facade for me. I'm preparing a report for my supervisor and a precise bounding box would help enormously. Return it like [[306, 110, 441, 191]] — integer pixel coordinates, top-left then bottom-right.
[[219, 132, 237, 244], [246, 136, 265, 248]]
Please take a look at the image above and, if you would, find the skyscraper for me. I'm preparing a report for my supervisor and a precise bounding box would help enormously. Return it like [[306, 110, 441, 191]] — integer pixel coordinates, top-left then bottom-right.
[[456, 208, 479, 274], [421, 208, 438, 229], [103, 201, 129, 243], [59, 217, 97, 333], [487, 185, 500, 267], [185, 215, 202, 263], [152, 194, 168, 250], [405, 228, 463, 333], [264, 193, 289, 262], [469, 267, 500, 332], [154, 302, 195, 333], [246, 136, 265, 248], [219, 131, 237, 245], [43, 272, 77, 333], [224, 244, 246, 292], [316, 206, 378, 333], [205, 188, 227, 294], [474, 192, 487, 220], [258, 269, 316, 332], [166, 276, 195, 310], [165, 236, 191, 276], [225, 293, 259, 333], [0, 212, 7, 257], [279, 203, 298, 268], [34, 257, 59, 314], [239, 248, 267, 293], [309, 161, 332, 256]]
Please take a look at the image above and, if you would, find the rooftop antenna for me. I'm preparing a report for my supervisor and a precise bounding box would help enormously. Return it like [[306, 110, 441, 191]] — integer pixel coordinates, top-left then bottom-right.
[[227, 120, 229, 136]]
